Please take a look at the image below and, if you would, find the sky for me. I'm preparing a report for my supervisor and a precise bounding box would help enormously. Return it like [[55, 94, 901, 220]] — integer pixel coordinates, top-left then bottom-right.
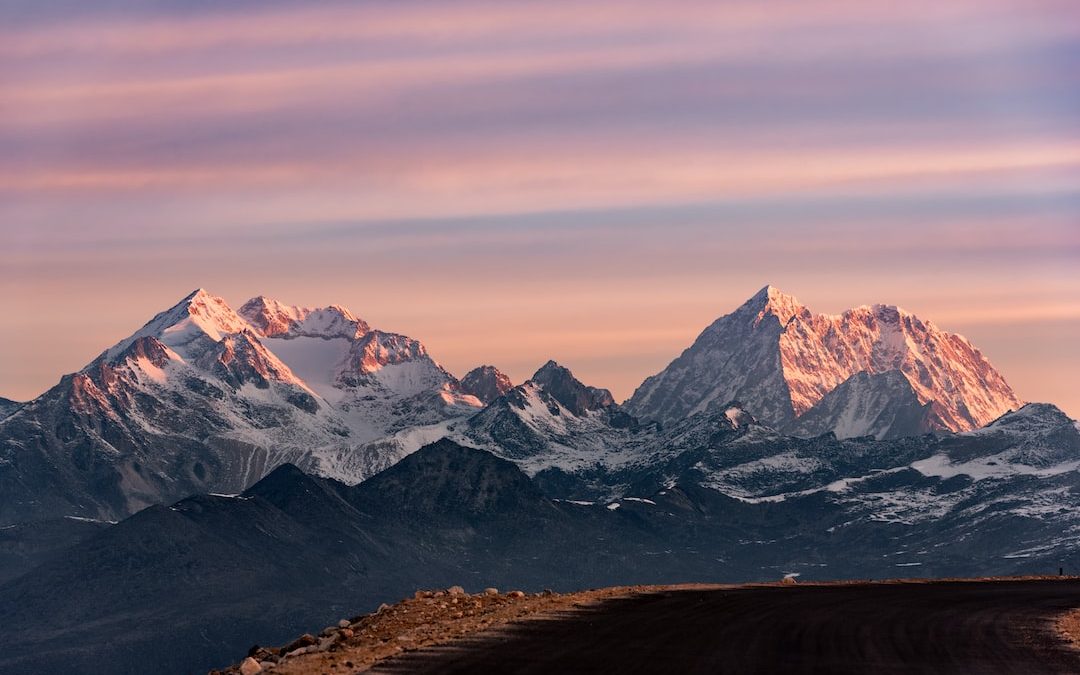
[[1, 0, 1078, 415]]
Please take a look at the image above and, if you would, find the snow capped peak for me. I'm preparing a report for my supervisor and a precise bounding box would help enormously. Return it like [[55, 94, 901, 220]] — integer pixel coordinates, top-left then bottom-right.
[[238, 296, 369, 339], [628, 285, 1023, 437], [740, 285, 807, 326], [101, 289, 251, 363]]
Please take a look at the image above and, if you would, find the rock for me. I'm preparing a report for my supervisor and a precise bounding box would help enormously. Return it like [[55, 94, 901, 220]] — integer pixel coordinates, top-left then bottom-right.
[[285, 646, 309, 658], [317, 637, 335, 652], [434, 590, 446, 597], [239, 657, 262, 675], [377, 603, 391, 613], [781, 576, 798, 585], [320, 626, 337, 637], [542, 589, 555, 597], [447, 585, 466, 596], [339, 628, 354, 639], [282, 634, 317, 654], [483, 587, 499, 596], [338, 619, 351, 628], [247, 646, 275, 662], [508, 590, 526, 599], [257, 662, 275, 672]]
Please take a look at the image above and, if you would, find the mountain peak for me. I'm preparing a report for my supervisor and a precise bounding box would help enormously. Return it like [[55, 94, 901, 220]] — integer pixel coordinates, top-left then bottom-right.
[[238, 296, 368, 339], [529, 360, 614, 416], [975, 402, 1074, 435], [100, 289, 250, 363], [459, 365, 513, 404], [351, 439, 548, 515], [629, 286, 1022, 436], [741, 285, 806, 326]]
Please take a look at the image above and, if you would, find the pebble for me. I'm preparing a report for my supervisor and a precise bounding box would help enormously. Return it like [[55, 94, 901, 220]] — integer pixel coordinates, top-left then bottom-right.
[[338, 619, 351, 628], [508, 590, 526, 599], [447, 586, 466, 596], [483, 587, 499, 596]]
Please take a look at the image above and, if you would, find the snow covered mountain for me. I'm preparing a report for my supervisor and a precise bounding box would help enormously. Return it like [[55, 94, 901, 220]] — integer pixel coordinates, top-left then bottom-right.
[[0, 289, 482, 525], [626, 286, 1022, 439], [0, 284, 1044, 529]]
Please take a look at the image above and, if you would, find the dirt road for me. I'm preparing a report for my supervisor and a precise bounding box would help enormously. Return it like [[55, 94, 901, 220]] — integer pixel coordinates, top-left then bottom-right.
[[370, 580, 1080, 674]]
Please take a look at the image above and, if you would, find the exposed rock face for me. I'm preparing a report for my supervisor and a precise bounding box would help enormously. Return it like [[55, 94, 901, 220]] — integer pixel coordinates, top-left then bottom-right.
[[530, 361, 615, 416], [459, 366, 514, 405], [0, 398, 21, 422], [627, 286, 1022, 437]]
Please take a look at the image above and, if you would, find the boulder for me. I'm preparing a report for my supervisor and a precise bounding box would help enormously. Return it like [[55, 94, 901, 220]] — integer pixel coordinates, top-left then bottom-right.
[[282, 634, 317, 653], [239, 657, 262, 675]]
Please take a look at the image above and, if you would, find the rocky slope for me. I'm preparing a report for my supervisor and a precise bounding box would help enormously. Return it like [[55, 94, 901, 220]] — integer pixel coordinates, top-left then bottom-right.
[[217, 585, 668, 675], [626, 286, 1022, 438], [0, 398, 21, 422]]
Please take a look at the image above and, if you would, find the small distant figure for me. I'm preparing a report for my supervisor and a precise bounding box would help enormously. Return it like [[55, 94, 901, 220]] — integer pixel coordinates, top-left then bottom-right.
[[1060, 567, 1065, 577]]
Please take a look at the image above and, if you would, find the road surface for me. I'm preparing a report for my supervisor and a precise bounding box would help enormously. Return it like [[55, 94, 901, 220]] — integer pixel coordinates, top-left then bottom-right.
[[372, 580, 1080, 674]]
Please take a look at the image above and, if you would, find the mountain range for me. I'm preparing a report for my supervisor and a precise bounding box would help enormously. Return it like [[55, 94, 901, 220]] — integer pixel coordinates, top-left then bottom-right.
[[0, 285, 1025, 527], [0, 284, 1075, 674]]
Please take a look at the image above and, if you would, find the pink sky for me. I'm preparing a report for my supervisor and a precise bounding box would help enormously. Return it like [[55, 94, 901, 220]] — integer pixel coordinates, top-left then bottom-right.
[[1, 0, 1078, 415]]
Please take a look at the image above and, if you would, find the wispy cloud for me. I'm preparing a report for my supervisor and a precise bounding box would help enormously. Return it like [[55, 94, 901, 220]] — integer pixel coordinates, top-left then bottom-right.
[[0, 0, 1077, 413]]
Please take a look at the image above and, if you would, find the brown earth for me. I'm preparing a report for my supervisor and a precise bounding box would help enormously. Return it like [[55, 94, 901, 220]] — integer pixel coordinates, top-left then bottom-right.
[[216, 577, 1080, 675], [1058, 607, 1080, 647], [212, 584, 688, 675]]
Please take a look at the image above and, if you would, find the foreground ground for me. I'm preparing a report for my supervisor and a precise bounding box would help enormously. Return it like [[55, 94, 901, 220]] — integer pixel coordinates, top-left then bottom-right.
[[220, 578, 1080, 674]]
